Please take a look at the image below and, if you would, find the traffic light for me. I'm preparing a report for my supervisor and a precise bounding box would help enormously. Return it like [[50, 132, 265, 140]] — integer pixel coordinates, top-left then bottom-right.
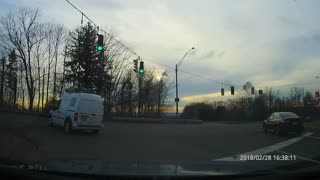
[[231, 86, 234, 95], [251, 87, 255, 95], [133, 59, 138, 73], [259, 90, 263, 95], [89, 35, 95, 51], [97, 34, 103, 51], [139, 61, 144, 74], [221, 88, 224, 96]]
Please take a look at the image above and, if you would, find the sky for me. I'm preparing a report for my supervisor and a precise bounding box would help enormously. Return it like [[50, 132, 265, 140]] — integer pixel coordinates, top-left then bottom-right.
[[1, 0, 320, 111]]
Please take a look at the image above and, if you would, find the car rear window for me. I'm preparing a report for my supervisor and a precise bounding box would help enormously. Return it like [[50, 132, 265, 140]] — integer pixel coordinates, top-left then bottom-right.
[[279, 112, 300, 119]]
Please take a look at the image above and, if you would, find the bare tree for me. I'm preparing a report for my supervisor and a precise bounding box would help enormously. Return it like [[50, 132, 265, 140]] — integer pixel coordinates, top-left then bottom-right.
[[264, 87, 279, 109], [303, 90, 314, 103], [103, 36, 133, 112], [44, 23, 55, 108], [0, 57, 5, 104], [52, 25, 66, 107], [290, 87, 304, 107], [0, 8, 44, 110], [59, 46, 67, 98], [41, 68, 45, 111], [156, 71, 173, 114], [243, 81, 254, 96], [33, 23, 47, 111], [18, 62, 25, 109]]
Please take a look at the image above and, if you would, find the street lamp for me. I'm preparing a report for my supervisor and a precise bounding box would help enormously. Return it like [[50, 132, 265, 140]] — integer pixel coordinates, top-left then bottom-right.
[[175, 47, 195, 118]]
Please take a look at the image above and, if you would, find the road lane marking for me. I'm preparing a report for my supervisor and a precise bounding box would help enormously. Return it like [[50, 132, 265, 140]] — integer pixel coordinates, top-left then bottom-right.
[[275, 149, 320, 165], [306, 135, 320, 140], [213, 132, 313, 162]]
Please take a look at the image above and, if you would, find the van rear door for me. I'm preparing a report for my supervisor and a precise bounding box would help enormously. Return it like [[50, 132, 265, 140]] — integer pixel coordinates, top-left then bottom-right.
[[78, 98, 103, 126]]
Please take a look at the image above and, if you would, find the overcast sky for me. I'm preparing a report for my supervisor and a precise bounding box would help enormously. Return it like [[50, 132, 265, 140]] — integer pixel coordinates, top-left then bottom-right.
[[1, 0, 320, 110]]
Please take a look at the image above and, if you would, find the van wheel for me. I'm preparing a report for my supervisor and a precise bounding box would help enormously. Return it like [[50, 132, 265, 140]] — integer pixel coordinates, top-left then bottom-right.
[[264, 127, 267, 133], [64, 120, 72, 134], [48, 118, 54, 127]]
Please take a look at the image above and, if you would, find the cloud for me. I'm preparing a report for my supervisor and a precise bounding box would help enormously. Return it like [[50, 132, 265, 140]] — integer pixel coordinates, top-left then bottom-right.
[[2, 0, 320, 109], [181, 91, 232, 103], [195, 50, 215, 60], [217, 51, 225, 58], [277, 16, 301, 26]]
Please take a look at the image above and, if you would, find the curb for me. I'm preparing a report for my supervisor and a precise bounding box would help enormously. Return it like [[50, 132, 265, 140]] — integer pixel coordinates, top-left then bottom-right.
[[205, 121, 259, 124], [304, 128, 320, 133]]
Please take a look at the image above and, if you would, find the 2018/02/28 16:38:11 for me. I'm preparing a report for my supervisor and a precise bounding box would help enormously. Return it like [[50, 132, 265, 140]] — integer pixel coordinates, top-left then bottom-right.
[[240, 155, 297, 161]]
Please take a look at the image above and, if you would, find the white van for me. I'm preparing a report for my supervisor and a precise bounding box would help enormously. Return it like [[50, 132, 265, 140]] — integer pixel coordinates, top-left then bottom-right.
[[49, 92, 104, 134]]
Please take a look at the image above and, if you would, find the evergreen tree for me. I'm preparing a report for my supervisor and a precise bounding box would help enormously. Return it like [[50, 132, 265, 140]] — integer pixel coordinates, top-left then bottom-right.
[[65, 22, 106, 90], [5, 50, 18, 108]]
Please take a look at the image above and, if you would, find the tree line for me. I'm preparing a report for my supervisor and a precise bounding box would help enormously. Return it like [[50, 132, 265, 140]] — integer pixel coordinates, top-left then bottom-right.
[[182, 82, 318, 121], [0, 8, 172, 117]]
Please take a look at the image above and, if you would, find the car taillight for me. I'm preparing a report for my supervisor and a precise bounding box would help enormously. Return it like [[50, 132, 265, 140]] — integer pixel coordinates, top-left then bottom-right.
[[281, 119, 289, 124], [74, 113, 78, 121]]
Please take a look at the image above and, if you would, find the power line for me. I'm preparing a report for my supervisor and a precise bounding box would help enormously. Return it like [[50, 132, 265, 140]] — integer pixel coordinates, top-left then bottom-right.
[[65, 0, 317, 92], [64, 0, 241, 87]]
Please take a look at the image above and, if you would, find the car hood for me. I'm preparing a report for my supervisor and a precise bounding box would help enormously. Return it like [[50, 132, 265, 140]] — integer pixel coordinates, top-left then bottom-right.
[[1, 159, 319, 176]]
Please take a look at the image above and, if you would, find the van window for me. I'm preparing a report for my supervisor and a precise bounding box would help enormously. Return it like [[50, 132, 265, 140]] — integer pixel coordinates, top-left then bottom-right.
[[69, 98, 77, 107], [59, 98, 68, 111], [79, 99, 103, 114]]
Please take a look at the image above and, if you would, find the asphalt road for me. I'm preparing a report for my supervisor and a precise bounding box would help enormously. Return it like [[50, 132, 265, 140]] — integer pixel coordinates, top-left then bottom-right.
[[1, 111, 320, 164]]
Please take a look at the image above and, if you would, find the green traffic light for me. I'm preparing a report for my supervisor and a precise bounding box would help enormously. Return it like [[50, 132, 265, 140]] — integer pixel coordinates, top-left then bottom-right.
[[97, 46, 103, 51], [139, 69, 144, 74]]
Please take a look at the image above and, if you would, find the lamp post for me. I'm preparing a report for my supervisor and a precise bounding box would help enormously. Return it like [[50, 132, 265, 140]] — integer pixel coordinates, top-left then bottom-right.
[[175, 47, 195, 118]]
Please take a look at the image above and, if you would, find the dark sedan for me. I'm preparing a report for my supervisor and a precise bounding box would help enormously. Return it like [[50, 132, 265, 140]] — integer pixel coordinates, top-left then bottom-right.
[[263, 112, 304, 136]]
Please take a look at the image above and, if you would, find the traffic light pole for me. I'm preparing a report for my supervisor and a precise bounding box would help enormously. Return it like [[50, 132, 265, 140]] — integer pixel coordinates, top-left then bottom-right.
[[138, 74, 141, 117], [175, 64, 178, 118]]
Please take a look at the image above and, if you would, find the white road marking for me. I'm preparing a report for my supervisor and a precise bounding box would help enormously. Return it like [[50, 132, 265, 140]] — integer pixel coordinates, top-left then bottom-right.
[[306, 135, 320, 140], [275, 149, 320, 165], [213, 132, 313, 162]]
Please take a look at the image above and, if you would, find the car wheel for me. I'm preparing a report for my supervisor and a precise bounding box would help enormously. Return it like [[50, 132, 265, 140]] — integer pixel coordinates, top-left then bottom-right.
[[64, 120, 72, 134], [275, 125, 281, 136], [297, 129, 303, 136]]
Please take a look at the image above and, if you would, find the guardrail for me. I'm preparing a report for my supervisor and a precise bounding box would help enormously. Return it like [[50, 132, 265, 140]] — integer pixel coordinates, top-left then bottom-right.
[[111, 117, 203, 124], [0, 108, 203, 124], [0, 108, 50, 117]]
